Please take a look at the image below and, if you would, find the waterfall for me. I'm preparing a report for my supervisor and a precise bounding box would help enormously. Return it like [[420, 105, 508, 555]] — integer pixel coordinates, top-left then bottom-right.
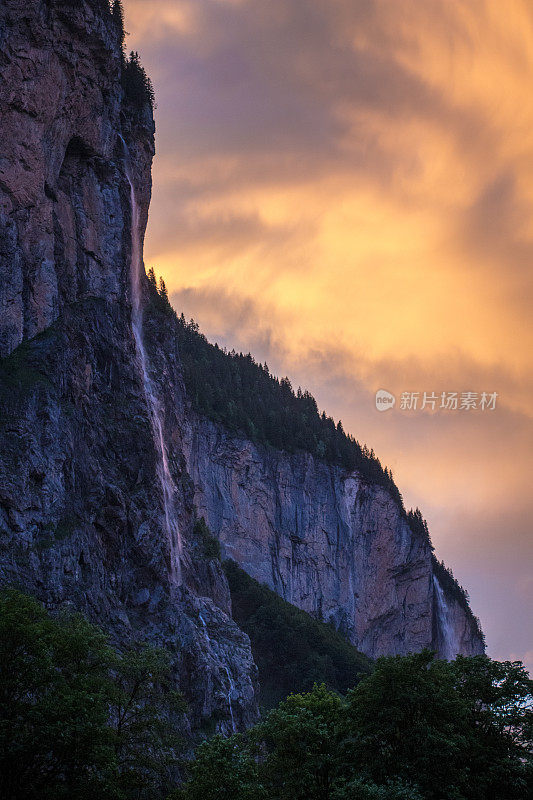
[[120, 137, 181, 587], [198, 612, 210, 643], [223, 666, 236, 733], [433, 574, 457, 660]]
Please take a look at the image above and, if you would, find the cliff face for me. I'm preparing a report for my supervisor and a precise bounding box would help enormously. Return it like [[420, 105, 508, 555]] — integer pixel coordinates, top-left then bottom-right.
[[183, 418, 485, 660], [0, 0, 483, 740], [0, 0, 257, 735], [0, 0, 124, 357]]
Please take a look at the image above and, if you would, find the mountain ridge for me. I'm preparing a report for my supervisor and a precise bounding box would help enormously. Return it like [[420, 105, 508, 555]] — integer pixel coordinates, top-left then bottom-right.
[[0, 0, 483, 737]]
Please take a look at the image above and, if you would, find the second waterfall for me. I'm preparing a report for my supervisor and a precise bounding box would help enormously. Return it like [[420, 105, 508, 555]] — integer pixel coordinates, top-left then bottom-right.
[[121, 138, 182, 587]]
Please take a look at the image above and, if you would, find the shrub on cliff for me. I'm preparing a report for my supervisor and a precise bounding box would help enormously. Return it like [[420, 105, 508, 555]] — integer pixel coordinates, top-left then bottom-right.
[[194, 517, 221, 560]]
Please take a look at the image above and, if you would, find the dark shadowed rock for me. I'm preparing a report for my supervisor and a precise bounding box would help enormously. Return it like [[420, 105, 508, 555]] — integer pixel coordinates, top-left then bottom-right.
[[0, 0, 257, 736]]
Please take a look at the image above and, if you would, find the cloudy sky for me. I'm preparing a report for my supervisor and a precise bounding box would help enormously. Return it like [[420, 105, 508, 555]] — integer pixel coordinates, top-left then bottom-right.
[[124, 0, 533, 671]]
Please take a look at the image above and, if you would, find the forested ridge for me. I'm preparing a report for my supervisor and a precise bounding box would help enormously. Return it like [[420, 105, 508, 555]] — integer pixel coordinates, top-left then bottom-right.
[[148, 276, 403, 503], [148, 276, 480, 635], [176, 314, 404, 504]]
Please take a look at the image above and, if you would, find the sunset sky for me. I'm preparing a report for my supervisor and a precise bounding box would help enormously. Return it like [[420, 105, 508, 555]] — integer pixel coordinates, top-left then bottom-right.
[[124, 0, 533, 670]]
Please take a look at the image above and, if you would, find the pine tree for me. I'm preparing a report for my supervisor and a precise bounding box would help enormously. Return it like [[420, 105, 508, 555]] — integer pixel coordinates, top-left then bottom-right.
[[122, 51, 155, 110], [111, 0, 126, 51], [158, 276, 168, 302]]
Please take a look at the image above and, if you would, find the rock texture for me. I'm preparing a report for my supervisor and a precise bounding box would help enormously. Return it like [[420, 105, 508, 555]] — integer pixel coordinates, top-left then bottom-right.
[[0, 0, 483, 743], [183, 419, 485, 660], [0, 0, 257, 735], [0, 0, 123, 357]]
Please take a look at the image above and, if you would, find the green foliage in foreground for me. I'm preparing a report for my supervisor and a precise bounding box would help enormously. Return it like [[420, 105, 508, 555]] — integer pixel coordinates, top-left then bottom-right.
[[178, 652, 533, 800], [224, 559, 371, 709], [1, 590, 531, 799], [0, 589, 185, 800]]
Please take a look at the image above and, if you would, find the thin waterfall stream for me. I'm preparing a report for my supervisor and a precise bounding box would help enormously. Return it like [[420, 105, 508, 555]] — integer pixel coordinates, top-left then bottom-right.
[[433, 574, 456, 660], [121, 138, 182, 587], [224, 666, 236, 733], [198, 612, 210, 642]]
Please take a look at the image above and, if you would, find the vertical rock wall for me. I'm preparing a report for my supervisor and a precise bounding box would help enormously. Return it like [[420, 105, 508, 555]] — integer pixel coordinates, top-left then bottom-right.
[[0, 0, 258, 735], [183, 418, 485, 659]]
